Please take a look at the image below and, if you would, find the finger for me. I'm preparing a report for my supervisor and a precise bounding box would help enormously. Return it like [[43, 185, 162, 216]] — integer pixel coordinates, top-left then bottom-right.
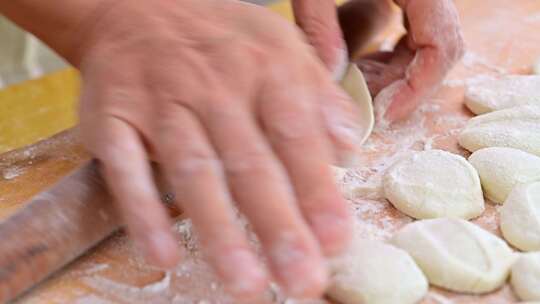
[[157, 104, 267, 297], [338, 0, 394, 60], [292, 0, 348, 79], [85, 116, 180, 268], [321, 83, 368, 167], [379, 0, 464, 122], [259, 82, 352, 257], [374, 48, 439, 123], [204, 103, 327, 298]]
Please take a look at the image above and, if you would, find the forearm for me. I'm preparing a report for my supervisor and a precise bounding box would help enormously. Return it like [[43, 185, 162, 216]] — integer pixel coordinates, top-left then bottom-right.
[[0, 0, 113, 65]]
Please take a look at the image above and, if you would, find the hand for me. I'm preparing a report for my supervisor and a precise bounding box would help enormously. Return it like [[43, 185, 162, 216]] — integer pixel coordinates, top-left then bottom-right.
[[76, 0, 360, 299], [294, 0, 464, 124]]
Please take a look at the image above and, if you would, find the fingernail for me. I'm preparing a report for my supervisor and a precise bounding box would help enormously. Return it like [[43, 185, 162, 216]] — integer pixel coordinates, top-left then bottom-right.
[[215, 249, 267, 296], [323, 103, 364, 148], [331, 119, 362, 145], [310, 214, 352, 256], [271, 235, 328, 298]]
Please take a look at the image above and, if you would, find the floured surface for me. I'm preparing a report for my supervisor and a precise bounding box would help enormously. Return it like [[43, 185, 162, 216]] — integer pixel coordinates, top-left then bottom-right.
[[3, 0, 540, 303]]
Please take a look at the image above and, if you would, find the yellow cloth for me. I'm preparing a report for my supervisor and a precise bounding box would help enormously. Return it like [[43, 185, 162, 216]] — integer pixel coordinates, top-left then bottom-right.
[[0, 0, 342, 153]]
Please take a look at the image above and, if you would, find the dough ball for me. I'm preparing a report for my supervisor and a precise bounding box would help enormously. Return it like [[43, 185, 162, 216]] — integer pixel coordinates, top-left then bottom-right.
[[383, 150, 484, 219], [458, 105, 540, 157], [500, 182, 540, 251], [391, 218, 516, 294], [511, 252, 540, 301], [340, 64, 374, 146], [328, 238, 428, 304], [464, 75, 540, 114], [468, 147, 540, 204]]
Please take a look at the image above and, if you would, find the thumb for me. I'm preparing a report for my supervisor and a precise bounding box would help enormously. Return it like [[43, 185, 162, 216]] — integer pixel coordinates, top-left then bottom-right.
[[292, 0, 348, 80]]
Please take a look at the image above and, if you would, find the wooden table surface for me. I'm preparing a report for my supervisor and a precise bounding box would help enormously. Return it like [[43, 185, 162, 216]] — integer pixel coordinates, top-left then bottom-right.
[[1, 0, 540, 303]]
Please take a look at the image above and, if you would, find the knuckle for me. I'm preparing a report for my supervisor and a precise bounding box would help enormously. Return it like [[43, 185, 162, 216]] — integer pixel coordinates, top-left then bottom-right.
[[100, 140, 140, 173], [265, 101, 318, 143], [222, 148, 273, 179], [169, 146, 220, 182]]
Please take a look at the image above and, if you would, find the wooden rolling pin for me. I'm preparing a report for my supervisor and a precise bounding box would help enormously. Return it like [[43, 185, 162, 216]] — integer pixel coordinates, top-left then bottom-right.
[[0, 160, 121, 302], [0, 130, 176, 303]]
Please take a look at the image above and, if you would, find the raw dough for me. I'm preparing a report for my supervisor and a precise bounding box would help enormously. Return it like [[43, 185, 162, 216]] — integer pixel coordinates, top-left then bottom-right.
[[511, 252, 540, 301], [500, 181, 540, 251], [459, 105, 540, 157], [383, 150, 484, 219], [468, 147, 540, 204], [328, 238, 428, 304], [464, 75, 540, 114], [391, 218, 516, 294], [339, 64, 374, 145]]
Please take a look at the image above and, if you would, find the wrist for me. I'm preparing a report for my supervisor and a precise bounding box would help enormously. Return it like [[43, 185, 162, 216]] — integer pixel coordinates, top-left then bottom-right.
[[66, 0, 128, 66], [0, 0, 121, 66]]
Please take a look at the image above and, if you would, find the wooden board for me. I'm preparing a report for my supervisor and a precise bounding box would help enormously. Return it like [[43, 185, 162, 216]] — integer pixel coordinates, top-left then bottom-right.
[[2, 0, 540, 303]]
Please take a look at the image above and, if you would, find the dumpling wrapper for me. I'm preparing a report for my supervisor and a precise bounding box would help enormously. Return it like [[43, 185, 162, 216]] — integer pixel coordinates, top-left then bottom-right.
[[339, 64, 374, 145]]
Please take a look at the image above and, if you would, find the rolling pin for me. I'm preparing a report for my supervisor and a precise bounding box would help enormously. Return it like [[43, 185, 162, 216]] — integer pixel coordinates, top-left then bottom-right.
[[0, 154, 175, 303], [0, 160, 120, 302]]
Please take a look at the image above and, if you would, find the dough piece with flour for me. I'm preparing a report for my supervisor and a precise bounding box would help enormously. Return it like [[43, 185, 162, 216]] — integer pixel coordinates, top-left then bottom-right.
[[459, 105, 540, 156], [392, 218, 516, 294], [511, 252, 540, 301], [328, 238, 428, 304], [500, 181, 540, 251], [383, 150, 484, 219], [464, 75, 540, 114], [468, 147, 540, 204], [339, 64, 374, 145]]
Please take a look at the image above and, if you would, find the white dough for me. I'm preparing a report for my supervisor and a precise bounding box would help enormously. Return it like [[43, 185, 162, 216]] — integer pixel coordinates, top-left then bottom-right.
[[328, 238, 428, 304], [383, 150, 484, 219], [511, 252, 540, 301], [459, 105, 540, 157], [391, 218, 516, 294], [468, 147, 540, 204], [464, 75, 540, 114], [340, 64, 374, 145], [501, 182, 540, 251]]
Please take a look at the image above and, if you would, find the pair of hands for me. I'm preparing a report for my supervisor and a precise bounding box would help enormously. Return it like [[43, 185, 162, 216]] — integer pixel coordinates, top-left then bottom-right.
[[62, 0, 464, 299]]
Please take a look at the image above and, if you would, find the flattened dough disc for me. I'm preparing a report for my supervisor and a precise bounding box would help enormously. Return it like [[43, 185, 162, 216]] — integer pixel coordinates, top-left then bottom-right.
[[339, 64, 374, 145]]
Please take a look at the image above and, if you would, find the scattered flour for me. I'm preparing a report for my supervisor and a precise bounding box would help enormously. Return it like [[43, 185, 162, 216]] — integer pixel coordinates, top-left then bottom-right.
[[83, 263, 110, 275], [74, 294, 115, 304], [84, 271, 171, 295], [461, 51, 507, 74], [444, 74, 495, 88], [2, 166, 24, 180]]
